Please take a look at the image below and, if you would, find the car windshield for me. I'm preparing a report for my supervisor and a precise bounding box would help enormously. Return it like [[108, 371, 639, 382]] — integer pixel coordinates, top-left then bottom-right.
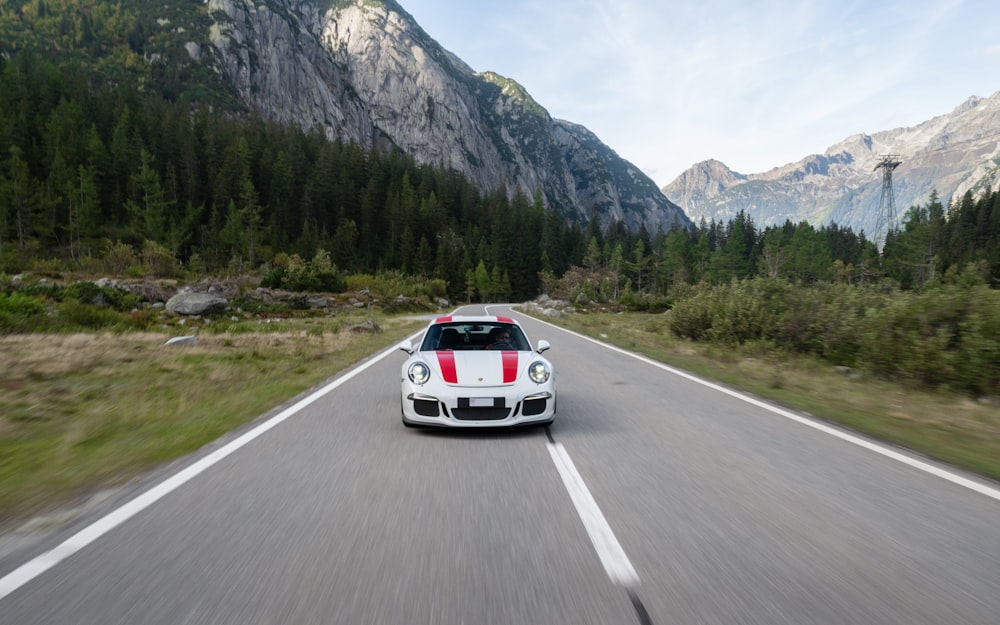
[[420, 322, 529, 351]]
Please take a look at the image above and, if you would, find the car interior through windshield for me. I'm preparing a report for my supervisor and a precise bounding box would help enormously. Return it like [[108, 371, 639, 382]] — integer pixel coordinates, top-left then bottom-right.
[[421, 323, 528, 351]]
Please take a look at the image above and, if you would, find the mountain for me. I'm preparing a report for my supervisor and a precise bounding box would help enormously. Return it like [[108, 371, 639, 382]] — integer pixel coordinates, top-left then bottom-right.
[[662, 92, 1000, 237], [202, 0, 690, 232]]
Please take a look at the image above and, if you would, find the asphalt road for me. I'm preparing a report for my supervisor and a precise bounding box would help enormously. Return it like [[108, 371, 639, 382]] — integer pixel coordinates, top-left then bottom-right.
[[1, 304, 998, 624]]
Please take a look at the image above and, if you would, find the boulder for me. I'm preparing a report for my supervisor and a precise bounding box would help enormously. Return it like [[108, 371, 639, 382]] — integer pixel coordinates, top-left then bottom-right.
[[349, 320, 382, 334], [166, 292, 228, 316]]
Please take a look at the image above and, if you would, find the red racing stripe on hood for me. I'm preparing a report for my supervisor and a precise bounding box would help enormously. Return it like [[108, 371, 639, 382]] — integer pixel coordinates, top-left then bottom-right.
[[437, 351, 458, 383], [501, 351, 518, 383]]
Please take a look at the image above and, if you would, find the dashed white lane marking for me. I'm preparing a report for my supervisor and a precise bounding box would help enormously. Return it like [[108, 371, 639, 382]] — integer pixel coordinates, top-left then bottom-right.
[[0, 337, 423, 603], [547, 442, 640, 586]]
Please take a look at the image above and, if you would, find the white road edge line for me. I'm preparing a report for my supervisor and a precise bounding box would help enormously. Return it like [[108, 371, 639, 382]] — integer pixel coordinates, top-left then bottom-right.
[[0, 335, 423, 603], [519, 310, 1000, 503], [547, 442, 640, 587]]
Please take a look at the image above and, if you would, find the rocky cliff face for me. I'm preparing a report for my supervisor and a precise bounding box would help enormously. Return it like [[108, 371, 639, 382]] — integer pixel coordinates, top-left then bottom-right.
[[662, 92, 1000, 237], [205, 0, 691, 232]]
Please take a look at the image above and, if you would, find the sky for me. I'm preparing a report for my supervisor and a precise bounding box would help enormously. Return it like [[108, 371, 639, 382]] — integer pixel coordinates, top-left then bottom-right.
[[399, 0, 1000, 188]]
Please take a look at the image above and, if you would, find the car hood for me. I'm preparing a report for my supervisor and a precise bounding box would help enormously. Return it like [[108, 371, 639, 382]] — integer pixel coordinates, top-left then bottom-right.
[[431, 350, 523, 386]]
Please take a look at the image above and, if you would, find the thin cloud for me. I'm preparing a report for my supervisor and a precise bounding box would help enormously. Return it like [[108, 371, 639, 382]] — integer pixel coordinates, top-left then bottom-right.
[[400, 0, 1000, 185]]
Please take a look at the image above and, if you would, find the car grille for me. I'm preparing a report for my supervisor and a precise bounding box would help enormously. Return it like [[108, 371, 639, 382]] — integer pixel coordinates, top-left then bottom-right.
[[450, 407, 511, 421]]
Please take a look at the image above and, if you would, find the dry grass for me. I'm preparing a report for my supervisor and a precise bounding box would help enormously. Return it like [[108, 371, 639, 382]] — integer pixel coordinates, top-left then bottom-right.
[[540, 311, 1000, 481], [0, 315, 426, 526]]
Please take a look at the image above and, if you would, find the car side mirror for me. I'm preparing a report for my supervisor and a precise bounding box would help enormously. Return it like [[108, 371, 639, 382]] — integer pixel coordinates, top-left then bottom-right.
[[536, 339, 550, 354], [398, 341, 415, 355]]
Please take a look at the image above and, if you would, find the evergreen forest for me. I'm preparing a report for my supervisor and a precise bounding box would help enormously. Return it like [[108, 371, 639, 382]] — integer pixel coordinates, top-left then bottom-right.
[[2, 49, 999, 303]]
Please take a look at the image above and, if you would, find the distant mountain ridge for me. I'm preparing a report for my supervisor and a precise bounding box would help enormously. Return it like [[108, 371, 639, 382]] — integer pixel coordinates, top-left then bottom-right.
[[204, 0, 691, 232], [663, 92, 1000, 236]]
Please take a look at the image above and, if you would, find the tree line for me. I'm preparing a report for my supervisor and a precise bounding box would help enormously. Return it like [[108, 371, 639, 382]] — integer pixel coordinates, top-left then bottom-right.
[[1, 50, 999, 304]]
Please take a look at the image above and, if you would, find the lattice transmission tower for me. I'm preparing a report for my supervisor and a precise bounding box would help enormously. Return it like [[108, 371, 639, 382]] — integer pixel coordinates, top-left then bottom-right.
[[873, 155, 902, 250]]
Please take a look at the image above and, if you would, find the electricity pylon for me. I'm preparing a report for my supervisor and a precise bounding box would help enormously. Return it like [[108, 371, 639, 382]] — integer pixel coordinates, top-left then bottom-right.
[[873, 155, 902, 250]]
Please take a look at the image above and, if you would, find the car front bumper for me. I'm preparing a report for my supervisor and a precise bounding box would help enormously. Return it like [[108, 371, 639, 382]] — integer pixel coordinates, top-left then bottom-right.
[[401, 384, 555, 428]]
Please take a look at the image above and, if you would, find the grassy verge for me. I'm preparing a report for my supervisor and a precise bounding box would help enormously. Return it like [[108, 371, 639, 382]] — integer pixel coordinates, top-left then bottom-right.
[[535, 311, 1000, 483], [0, 314, 425, 527]]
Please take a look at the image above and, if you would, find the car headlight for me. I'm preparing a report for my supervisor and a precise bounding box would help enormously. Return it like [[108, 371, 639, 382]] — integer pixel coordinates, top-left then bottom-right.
[[528, 361, 550, 384], [408, 362, 431, 385]]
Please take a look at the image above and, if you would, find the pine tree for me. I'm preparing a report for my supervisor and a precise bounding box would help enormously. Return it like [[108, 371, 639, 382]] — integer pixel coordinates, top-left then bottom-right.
[[1, 145, 37, 251], [69, 164, 100, 261], [474, 260, 490, 302], [124, 148, 171, 243]]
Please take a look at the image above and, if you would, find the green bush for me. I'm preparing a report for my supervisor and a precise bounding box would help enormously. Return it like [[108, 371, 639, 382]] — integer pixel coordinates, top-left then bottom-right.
[[142, 240, 180, 278], [65, 282, 141, 311], [102, 241, 138, 275], [56, 300, 125, 330], [667, 283, 716, 341], [778, 284, 820, 354], [669, 278, 791, 345], [0, 248, 24, 274], [16, 282, 63, 300], [424, 279, 448, 299], [810, 285, 874, 366], [858, 284, 1000, 394], [261, 253, 346, 293], [65, 281, 104, 305], [956, 298, 1000, 395], [666, 278, 999, 396], [707, 278, 790, 345], [0, 292, 47, 333], [780, 283, 891, 366], [27, 257, 67, 273], [345, 271, 443, 300], [620, 289, 671, 312], [124, 308, 161, 331], [925, 285, 998, 394]]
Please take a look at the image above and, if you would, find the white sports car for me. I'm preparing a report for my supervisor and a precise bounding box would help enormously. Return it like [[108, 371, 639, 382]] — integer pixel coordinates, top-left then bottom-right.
[[399, 315, 555, 428]]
